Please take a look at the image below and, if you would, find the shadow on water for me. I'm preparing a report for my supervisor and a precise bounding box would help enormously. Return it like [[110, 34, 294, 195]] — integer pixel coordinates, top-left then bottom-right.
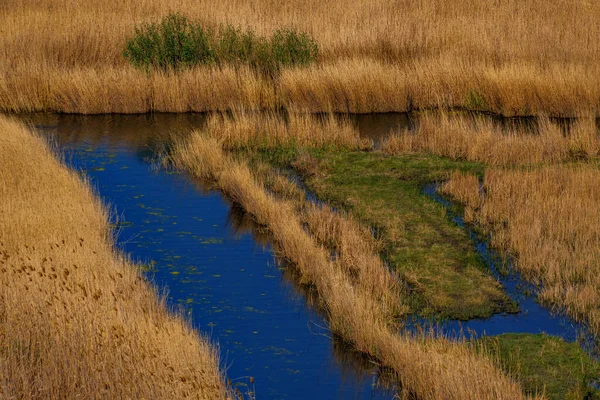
[[226, 208, 399, 397], [24, 113, 398, 400], [420, 183, 598, 357]]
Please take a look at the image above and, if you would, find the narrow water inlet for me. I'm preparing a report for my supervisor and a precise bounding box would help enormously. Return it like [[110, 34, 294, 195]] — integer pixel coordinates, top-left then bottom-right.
[[421, 183, 597, 356]]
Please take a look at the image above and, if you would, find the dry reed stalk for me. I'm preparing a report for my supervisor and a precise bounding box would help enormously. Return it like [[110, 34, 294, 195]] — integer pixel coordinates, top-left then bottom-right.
[[247, 160, 405, 318], [2, 0, 600, 115], [202, 111, 369, 150], [302, 202, 405, 317], [0, 63, 276, 114], [0, 117, 229, 399], [382, 113, 600, 165], [443, 166, 600, 335], [169, 132, 534, 399]]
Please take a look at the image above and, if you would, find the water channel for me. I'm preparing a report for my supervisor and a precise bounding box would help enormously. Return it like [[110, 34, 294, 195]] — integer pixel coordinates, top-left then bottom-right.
[[19, 112, 597, 398], [26, 113, 396, 400]]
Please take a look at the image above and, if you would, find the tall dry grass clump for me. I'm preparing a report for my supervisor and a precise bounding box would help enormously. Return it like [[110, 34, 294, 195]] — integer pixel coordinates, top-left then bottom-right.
[[0, 117, 229, 399], [203, 111, 369, 150], [2, 0, 600, 114], [443, 166, 600, 335], [168, 132, 534, 399], [382, 113, 600, 165]]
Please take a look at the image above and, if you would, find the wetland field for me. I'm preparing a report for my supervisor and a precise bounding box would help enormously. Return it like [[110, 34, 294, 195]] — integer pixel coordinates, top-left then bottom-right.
[[2, 1, 600, 399]]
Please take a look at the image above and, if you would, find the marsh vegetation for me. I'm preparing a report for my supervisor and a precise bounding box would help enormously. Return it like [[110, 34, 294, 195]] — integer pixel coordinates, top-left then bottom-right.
[[0, 117, 228, 398], [2, 0, 600, 114], [3, 0, 600, 398], [167, 129, 529, 400], [164, 110, 600, 399]]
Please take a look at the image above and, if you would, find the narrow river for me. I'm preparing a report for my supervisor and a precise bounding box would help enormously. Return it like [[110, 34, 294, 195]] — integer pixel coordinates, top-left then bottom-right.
[[29, 114, 395, 400]]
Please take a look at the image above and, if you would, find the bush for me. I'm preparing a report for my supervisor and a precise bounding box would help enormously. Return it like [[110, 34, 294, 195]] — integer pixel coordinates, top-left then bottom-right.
[[215, 25, 264, 66], [269, 28, 319, 68], [124, 13, 319, 73], [124, 13, 215, 71]]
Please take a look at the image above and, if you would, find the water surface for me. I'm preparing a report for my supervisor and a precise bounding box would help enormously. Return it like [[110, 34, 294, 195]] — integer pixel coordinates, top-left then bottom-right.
[[29, 114, 395, 400]]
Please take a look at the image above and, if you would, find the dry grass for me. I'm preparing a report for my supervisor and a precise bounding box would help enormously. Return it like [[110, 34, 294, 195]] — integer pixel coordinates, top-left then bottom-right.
[[0, 117, 229, 399], [202, 111, 369, 150], [168, 132, 536, 400], [443, 165, 600, 335], [382, 113, 600, 165], [1, 0, 600, 115]]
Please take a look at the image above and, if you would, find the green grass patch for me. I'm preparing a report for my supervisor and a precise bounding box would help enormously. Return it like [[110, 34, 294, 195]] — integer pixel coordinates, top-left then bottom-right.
[[124, 13, 318, 74], [294, 150, 516, 320], [480, 334, 600, 400]]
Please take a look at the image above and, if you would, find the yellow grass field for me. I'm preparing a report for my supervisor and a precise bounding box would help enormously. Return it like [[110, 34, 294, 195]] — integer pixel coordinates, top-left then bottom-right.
[[1, 0, 599, 115], [0, 117, 229, 399], [443, 166, 600, 335]]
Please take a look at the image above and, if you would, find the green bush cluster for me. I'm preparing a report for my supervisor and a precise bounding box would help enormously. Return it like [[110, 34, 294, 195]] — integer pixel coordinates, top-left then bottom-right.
[[123, 13, 319, 74]]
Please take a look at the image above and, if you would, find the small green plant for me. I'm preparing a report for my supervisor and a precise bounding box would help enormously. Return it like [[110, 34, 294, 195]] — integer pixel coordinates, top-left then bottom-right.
[[123, 13, 215, 71], [215, 25, 265, 66], [269, 28, 319, 68], [466, 89, 487, 110], [124, 13, 319, 73]]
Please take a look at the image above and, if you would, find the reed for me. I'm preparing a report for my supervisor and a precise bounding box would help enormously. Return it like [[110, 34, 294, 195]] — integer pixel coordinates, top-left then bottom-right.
[[0, 117, 229, 399], [382, 113, 600, 165], [202, 111, 369, 151], [2, 0, 600, 115], [168, 132, 534, 400], [443, 165, 600, 335]]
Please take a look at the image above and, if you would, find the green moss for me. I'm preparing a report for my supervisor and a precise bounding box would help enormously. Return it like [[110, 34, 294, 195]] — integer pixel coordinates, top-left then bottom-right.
[[297, 150, 516, 320], [479, 334, 600, 399]]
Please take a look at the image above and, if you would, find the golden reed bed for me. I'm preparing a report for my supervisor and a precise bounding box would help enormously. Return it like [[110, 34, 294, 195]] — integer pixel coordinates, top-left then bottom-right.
[[380, 110, 600, 336], [168, 130, 537, 400], [382, 112, 600, 165], [1, 0, 599, 115], [0, 117, 229, 399], [444, 166, 600, 336]]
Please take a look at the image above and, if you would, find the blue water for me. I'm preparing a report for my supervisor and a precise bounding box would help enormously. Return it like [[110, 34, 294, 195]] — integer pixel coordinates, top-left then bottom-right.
[[421, 183, 596, 355], [25, 112, 598, 398], [32, 114, 395, 400]]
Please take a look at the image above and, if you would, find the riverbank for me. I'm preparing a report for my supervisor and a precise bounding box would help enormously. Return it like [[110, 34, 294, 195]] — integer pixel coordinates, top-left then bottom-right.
[[0, 116, 229, 398], [168, 131, 530, 399], [444, 165, 600, 336], [2, 0, 600, 116]]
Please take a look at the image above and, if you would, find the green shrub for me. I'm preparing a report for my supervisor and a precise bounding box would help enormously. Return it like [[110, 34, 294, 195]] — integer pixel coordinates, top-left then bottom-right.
[[269, 28, 319, 68], [123, 13, 215, 71], [215, 25, 265, 65], [124, 13, 319, 73]]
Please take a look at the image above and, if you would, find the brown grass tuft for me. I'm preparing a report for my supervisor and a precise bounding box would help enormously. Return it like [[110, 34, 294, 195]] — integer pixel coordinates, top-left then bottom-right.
[[202, 111, 369, 150], [0, 117, 229, 399]]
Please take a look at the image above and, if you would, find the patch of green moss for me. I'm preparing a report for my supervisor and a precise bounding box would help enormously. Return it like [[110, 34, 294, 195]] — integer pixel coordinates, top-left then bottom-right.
[[297, 150, 516, 320], [479, 334, 600, 400]]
